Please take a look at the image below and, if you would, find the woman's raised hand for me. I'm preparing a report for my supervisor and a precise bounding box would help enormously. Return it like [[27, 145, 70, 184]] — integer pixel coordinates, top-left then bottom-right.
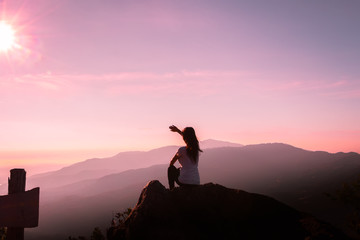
[[169, 125, 182, 135], [169, 125, 179, 132]]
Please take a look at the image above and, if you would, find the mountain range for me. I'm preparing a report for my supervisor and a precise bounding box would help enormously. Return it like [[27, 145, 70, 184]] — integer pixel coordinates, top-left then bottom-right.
[[0, 139, 242, 192], [0, 139, 359, 239]]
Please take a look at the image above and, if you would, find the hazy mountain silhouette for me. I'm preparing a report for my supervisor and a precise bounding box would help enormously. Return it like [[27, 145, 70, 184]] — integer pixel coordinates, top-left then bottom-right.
[[0, 163, 66, 190], [0, 139, 239, 193], [10, 142, 359, 239], [24, 146, 177, 191], [199, 139, 243, 149]]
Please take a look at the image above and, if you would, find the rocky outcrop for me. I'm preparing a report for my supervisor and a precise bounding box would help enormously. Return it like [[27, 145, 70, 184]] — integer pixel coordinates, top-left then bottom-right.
[[108, 180, 348, 240]]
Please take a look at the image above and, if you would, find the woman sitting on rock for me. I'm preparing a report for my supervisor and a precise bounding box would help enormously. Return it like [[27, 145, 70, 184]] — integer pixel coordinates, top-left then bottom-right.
[[168, 125, 202, 190]]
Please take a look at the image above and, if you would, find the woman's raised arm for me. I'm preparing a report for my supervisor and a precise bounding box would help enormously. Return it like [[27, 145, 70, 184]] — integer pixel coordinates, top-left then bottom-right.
[[169, 125, 183, 136]]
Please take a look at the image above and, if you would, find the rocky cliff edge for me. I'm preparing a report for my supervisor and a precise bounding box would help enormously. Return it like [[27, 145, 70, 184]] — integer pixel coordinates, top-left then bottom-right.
[[108, 180, 348, 240]]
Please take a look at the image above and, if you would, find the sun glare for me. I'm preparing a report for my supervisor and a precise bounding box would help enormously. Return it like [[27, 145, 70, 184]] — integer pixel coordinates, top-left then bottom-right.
[[0, 21, 16, 52]]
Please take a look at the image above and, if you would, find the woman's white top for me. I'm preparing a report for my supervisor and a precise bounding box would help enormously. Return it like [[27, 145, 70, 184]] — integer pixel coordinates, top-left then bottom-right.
[[177, 146, 200, 185]]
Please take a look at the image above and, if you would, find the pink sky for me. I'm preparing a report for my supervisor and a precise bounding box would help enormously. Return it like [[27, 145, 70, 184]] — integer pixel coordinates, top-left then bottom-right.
[[1, 0, 360, 166]]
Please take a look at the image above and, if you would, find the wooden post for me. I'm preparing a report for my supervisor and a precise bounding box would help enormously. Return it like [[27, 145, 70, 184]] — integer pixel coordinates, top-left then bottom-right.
[[0, 169, 39, 239], [7, 169, 26, 240]]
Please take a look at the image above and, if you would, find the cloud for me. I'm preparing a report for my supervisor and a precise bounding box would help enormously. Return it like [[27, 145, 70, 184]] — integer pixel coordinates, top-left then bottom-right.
[[1, 70, 253, 98], [244, 75, 360, 99], [2, 71, 359, 101]]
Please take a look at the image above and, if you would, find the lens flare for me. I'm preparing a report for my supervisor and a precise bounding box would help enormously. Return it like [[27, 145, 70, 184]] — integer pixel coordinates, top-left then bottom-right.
[[0, 21, 16, 51]]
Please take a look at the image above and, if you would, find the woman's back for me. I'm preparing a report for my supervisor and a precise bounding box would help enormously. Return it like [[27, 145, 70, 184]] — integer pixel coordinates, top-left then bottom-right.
[[177, 147, 200, 185]]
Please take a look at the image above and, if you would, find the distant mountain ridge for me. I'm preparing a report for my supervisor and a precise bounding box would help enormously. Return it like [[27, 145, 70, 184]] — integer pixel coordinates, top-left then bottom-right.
[[200, 139, 243, 149], [8, 139, 242, 191], [0, 139, 240, 193]]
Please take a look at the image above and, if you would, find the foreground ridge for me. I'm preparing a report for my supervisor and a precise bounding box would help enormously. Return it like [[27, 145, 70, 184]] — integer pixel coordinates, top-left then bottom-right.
[[108, 180, 348, 240]]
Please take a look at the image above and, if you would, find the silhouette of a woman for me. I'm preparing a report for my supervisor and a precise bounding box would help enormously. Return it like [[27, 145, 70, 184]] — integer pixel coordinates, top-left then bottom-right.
[[168, 125, 202, 190]]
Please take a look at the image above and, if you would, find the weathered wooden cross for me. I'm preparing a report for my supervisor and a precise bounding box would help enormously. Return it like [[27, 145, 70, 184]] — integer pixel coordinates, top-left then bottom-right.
[[0, 169, 39, 240]]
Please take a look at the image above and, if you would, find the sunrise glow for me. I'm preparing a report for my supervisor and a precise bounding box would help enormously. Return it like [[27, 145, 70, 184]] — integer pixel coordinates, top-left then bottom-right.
[[0, 21, 16, 52]]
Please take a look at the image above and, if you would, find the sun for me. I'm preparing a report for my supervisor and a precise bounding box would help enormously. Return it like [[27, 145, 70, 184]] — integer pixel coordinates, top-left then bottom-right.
[[0, 21, 16, 52]]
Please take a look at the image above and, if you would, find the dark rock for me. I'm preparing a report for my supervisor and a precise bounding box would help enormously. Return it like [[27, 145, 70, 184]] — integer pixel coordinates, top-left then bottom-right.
[[108, 180, 349, 240]]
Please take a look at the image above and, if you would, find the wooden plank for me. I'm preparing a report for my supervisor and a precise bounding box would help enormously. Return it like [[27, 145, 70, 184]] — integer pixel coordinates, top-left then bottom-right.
[[0, 187, 39, 228]]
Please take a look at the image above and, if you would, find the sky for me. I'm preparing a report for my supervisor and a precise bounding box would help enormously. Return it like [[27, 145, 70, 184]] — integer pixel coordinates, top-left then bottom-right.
[[0, 0, 360, 166]]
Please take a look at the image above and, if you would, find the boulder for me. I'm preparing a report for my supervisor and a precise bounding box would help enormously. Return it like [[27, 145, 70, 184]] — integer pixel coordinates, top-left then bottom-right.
[[108, 180, 348, 240]]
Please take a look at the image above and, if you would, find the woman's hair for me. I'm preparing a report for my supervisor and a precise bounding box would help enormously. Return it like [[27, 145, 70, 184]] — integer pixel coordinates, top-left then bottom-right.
[[182, 127, 202, 163]]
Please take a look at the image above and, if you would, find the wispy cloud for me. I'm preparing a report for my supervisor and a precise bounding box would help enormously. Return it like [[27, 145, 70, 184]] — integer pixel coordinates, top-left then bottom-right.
[[2, 71, 360, 100], [244, 75, 360, 99], [1, 70, 254, 98]]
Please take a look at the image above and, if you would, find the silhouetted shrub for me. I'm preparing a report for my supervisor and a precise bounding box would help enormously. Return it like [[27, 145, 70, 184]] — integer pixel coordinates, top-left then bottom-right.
[[329, 174, 360, 234], [67, 236, 87, 240], [112, 208, 132, 227], [67, 227, 105, 240], [0, 227, 6, 240], [90, 227, 105, 240]]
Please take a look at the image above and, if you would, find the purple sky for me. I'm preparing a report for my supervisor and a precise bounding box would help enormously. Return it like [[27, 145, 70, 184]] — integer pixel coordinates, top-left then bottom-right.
[[1, 0, 360, 165]]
